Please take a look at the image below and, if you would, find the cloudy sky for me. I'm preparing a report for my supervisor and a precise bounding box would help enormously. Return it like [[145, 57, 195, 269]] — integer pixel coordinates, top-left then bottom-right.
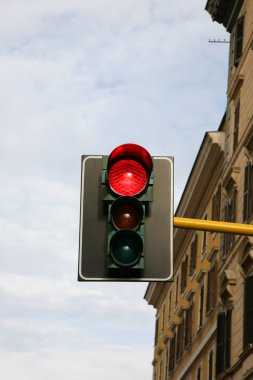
[[0, 1, 229, 379]]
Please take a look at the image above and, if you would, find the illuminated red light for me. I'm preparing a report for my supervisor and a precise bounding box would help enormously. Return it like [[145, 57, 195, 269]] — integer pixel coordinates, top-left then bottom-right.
[[107, 144, 153, 196]]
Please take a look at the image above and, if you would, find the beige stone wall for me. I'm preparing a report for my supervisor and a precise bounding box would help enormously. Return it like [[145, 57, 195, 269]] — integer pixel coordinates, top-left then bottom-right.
[[146, 1, 253, 379]]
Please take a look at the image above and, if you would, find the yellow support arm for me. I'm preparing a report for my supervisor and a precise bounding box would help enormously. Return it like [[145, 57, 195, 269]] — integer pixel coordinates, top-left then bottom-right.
[[174, 217, 253, 236]]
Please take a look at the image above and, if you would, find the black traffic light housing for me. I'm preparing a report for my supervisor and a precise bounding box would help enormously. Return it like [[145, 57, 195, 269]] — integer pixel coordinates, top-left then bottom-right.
[[101, 144, 153, 272], [78, 144, 173, 281]]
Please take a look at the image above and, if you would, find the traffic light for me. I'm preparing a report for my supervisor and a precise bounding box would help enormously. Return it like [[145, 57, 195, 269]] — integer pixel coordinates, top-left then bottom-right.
[[102, 144, 153, 272], [78, 143, 173, 282]]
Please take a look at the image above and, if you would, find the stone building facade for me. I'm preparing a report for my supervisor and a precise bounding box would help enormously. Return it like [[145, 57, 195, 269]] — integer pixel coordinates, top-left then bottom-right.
[[145, 1, 253, 379]]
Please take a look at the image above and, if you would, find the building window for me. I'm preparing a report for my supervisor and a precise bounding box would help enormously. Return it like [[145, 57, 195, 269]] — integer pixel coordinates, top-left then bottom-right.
[[158, 353, 163, 380], [244, 275, 253, 348], [216, 309, 232, 376], [201, 214, 208, 257], [208, 350, 213, 380], [155, 318, 159, 346], [175, 275, 179, 307], [197, 365, 202, 380], [206, 261, 217, 315], [169, 330, 176, 373], [198, 285, 204, 330], [181, 256, 188, 293], [161, 304, 165, 336], [212, 185, 221, 221], [185, 297, 193, 349], [168, 291, 172, 322], [176, 312, 184, 361], [243, 162, 253, 223], [233, 99, 240, 150], [189, 234, 198, 276], [153, 363, 156, 380], [234, 15, 244, 66], [164, 341, 169, 380], [222, 187, 236, 257]]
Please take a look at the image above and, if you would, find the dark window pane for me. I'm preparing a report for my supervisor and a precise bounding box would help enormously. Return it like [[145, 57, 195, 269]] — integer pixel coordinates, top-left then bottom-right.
[[244, 276, 253, 347], [234, 16, 244, 66]]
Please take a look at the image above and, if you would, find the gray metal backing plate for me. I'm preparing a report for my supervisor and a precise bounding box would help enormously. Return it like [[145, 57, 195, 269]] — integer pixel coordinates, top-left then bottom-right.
[[78, 155, 173, 281]]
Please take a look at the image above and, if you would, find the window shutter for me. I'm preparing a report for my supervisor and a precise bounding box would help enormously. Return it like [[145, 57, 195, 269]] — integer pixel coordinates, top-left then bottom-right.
[[155, 318, 159, 346], [190, 235, 198, 275], [199, 286, 204, 329], [216, 185, 221, 221], [231, 188, 236, 223], [169, 335, 175, 372], [225, 309, 232, 369], [208, 350, 213, 380], [176, 318, 184, 361], [244, 276, 253, 347], [223, 202, 230, 257], [249, 164, 253, 218], [216, 313, 226, 376], [233, 99, 240, 150], [184, 256, 188, 289], [211, 193, 216, 221], [181, 261, 185, 293], [234, 16, 244, 66], [243, 164, 250, 222], [212, 262, 217, 308], [206, 270, 211, 313], [228, 189, 237, 250], [197, 366, 201, 380]]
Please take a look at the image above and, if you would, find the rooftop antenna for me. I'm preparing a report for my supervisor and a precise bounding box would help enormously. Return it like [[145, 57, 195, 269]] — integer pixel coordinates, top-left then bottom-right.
[[208, 38, 229, 43]]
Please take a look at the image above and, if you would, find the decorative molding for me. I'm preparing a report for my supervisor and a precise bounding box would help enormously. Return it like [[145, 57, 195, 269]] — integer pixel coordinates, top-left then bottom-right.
[[163, 331, 173, 343], [219, 269, 237, 305], [196, 268, 208, 283], [186, 287, 197, 301], [222, 166, 240, 192], [228, 74, 244, 101], [177, 299, 189, 315], [242, 358, 253, 379], [207, 246, 219, 262], [170, 315, 180, 330], [239, 237, 253, 277]]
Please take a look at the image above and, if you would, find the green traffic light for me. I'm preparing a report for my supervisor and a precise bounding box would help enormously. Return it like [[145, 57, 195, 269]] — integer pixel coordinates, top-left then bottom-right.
[[110, 230, 143, 267]]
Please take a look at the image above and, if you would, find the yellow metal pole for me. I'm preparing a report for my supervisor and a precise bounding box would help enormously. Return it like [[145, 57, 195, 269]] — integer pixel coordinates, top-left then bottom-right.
[[174, 217, 253, 236]]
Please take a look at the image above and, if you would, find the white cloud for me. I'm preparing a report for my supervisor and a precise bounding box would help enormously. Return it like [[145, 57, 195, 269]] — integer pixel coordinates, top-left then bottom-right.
[[0, 346, 151, 380]]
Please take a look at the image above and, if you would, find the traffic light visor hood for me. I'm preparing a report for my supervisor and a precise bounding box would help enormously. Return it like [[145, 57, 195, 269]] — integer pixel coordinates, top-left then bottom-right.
[[107, 143, 153, 196]]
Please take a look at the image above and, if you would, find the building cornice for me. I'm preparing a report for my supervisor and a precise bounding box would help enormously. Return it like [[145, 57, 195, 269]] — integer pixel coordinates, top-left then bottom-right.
[[205, 0, 244, 32], [174, 131, 225, 259], [144, 282, 169, 309], [145, 130, 225, 309]]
